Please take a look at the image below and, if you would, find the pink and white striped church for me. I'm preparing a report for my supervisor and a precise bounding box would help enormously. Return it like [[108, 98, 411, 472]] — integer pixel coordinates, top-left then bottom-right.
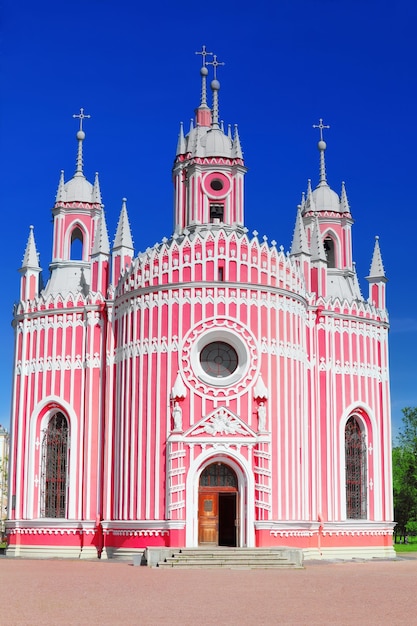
[[7, 49, 395, 560]]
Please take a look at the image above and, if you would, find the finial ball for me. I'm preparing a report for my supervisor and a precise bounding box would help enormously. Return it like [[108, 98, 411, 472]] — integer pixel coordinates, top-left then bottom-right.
[[317, 140, 326, 151], [77, 130, 85, 141], [200, 66, 208, 76], [211, 79, 220, 91]]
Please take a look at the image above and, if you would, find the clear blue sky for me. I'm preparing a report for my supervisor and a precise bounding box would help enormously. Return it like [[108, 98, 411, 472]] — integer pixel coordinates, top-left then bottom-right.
[[1, 0, 416, 437]]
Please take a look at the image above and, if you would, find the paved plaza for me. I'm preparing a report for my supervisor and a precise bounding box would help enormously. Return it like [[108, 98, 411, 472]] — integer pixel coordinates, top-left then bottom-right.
[[1, 555, 416, 625]]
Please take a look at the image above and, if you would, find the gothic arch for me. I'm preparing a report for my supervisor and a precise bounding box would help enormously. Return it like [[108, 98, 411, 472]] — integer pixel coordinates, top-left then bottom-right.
[[185, 449, 255, 548], [40, 412, 69, 518], [65, 221, 90, 261], [322, 229, 340, 268], [27, 398, 79, 519], [344, 415, 367, 519], [339, 404, 376, 521]]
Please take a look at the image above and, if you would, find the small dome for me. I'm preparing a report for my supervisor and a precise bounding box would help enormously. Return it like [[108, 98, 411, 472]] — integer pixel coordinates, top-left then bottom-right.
[[63, 174, 95, 203], [201, 128, 232, 158], [312, 183, 340, 212]]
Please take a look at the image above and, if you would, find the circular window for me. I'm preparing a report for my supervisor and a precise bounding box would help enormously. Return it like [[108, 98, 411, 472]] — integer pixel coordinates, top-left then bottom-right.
[[210, 179, 224, 191], [200, 341, 238, 378]]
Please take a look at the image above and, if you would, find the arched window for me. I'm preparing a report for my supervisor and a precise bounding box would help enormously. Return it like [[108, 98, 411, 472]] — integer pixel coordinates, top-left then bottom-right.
[[41, 412, 69, 518], [345, 416, 367, 519], [70, 227, 84, 260], [200, 463, 237, 488], [324, 235, 336, 268]]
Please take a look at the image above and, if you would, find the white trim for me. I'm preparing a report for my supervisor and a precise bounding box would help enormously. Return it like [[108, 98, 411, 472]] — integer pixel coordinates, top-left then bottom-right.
[[185, 449, 255, 548], [27, 396, 79, 520], [190, 329, 250, 388], [339, 403, 377, 521]]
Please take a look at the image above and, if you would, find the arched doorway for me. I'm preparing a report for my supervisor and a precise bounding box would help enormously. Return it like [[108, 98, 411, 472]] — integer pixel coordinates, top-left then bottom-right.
[[198, 462, 238, 547]]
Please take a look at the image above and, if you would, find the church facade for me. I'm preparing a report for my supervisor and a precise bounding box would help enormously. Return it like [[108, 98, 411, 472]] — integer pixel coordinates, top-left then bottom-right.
[[7, 51, 395, 560]]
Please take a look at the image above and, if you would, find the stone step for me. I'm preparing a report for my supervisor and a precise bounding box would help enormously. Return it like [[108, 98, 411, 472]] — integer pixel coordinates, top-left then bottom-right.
[[153, 547, 303, 570]]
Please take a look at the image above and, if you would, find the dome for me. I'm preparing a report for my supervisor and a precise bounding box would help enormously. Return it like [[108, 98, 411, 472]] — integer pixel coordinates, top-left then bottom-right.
[[63, 174, 95, 203], [200, 128, 232, 158], [312, 183, 340, 212]]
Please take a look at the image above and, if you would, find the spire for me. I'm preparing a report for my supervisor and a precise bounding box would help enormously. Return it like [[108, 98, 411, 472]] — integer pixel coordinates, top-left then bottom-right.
[[310, 214, 327, 262], [56, 170, 65, 202], [290, 206, 309, 255], [176, 122, 186, 155], [352, 262, 363, 298], [195, 45, 213, 107], [93, 172, 102, 204], [194, 46, 213, 127], [340, 181, 350, 212], [72, 107, 91, 176], [92, 212, 110, 256], [368, 236, 386, 279], [304, 179, 316, 212], [114, 198, 134, 250], [313, 118, 330, 187], [22, 225, 40, 268], [232, 124, 243, 159], [206, 54, 225, 129]]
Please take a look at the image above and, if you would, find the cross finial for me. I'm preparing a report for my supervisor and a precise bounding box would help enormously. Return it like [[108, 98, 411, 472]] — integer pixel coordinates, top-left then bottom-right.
[[73, 107, 91, 132], [206, 54, 225, 80], [313, 118, 330, 142], [195, 45, 213, 67]]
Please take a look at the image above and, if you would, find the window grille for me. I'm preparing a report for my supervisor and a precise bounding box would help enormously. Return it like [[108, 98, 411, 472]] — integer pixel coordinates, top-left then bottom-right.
[[200, 463, 237, 488], [345, 416, 367, 519], [41, 412, 69, 518]]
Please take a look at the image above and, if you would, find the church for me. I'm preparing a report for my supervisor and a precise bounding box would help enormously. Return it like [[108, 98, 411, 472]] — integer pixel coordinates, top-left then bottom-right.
[[6, 49, 395, 560]]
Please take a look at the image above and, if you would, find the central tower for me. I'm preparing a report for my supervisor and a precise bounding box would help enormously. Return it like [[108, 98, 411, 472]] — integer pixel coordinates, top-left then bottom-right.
[[173, 47, 246, 231]]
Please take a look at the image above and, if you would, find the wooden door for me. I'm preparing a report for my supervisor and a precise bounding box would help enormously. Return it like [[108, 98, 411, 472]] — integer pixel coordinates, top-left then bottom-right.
[[198, 492, 218, 545]]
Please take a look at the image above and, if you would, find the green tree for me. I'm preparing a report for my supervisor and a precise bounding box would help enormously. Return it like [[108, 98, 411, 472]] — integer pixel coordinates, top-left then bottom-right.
[[393, 407, 417, 542]]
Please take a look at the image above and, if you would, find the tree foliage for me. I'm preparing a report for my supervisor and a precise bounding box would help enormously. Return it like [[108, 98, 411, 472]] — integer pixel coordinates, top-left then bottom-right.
[[393, 407, 417, 541]]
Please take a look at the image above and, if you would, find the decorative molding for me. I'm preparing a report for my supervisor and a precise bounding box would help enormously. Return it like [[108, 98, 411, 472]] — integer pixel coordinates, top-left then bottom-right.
[[186, 407, 256, 439], [193, 408, 247, 436]]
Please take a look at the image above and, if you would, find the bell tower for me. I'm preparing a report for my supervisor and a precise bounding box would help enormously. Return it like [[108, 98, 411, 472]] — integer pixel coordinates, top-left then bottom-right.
[[45, 108, 107, 297], [173, 47, 247, 232]]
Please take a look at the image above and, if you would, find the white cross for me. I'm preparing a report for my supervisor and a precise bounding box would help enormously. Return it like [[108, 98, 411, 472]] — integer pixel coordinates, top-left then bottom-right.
[[195, 45, 213, 67], [313, 118, 330, 141], [206, 54, 225, 80], [73, 107, 91, 132]]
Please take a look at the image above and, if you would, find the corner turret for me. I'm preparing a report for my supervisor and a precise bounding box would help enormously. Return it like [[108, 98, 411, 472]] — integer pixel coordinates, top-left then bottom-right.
[[19, 226, 41, 301], [366, 236, 387, 309]]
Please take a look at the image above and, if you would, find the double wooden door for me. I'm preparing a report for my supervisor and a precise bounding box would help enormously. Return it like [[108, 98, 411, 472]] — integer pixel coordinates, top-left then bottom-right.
[[198, 490, 238, 546]]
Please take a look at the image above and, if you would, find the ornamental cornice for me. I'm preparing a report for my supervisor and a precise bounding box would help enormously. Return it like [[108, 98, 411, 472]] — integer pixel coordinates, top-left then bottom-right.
[[317, 357, 388, 381], [113, 285, 308, 319], [15, 310, 105, 333], [53, 201, 102, 211], [16, 352, 103, 375]]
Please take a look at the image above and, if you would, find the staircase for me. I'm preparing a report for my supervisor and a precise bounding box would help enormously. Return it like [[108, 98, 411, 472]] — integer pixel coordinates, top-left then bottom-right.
[[153, 547, 303, 569]]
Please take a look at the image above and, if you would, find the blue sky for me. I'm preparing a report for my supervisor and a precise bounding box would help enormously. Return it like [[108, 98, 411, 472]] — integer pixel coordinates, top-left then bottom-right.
[[1, 0, 416, 437]]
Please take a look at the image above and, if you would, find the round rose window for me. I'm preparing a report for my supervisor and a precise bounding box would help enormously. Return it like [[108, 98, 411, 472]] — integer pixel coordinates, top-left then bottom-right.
[[200, 341, 238, 378]]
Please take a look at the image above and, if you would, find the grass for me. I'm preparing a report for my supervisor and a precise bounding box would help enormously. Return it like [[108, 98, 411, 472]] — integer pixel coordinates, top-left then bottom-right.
[[394, 537, 417, 553]]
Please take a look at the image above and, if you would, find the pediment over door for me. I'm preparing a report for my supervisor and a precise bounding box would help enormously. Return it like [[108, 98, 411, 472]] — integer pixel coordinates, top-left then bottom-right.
[[184, 407, 257, 440]]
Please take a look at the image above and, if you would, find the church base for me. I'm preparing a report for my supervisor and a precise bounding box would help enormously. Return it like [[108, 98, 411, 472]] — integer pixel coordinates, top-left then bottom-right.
[[255, 520, 396, 560], [5, 520, 395, 561]]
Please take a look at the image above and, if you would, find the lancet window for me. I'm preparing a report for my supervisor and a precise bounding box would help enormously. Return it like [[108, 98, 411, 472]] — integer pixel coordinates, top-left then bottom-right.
[[345, 416, 367, 519], [324, 235, 336, 267], [70, 226, 84, 260], [41, 412, 69, 518]]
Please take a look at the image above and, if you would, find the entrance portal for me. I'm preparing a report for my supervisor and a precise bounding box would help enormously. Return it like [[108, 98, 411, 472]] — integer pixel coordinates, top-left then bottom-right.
[[198, 463, 238, 547]]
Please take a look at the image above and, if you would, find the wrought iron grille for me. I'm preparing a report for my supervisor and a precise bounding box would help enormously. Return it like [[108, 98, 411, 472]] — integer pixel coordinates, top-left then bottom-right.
[[345, 416, 367, 519], [200, 463, 237, 488], [41, 412, 68, 518]]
